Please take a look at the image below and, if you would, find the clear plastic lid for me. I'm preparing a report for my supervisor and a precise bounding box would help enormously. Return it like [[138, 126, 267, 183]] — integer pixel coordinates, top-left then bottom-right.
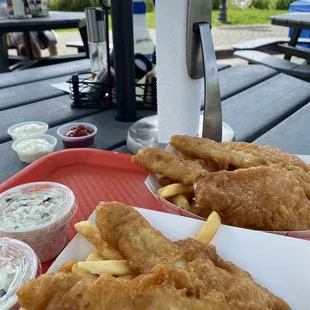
[[0, 238, 41, 310], [0, 182, 77, 233]]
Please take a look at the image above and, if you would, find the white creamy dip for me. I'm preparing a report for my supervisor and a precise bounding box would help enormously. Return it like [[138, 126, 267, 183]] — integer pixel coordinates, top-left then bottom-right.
[[12, 123, 46, 138], [0, 238, 40, 310], [0, 183, 77, 262], [0, 186, 68, 231], [15, 138, 51, 153], [0, 243, 20, 301]]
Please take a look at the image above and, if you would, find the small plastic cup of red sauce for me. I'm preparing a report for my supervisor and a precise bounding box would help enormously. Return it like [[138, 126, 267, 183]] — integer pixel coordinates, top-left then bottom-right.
[[56, 123, 97, 148]]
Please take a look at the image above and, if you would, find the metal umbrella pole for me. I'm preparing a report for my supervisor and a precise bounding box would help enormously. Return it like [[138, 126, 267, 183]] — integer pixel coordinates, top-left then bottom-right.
[[110, 0, 137, 122]]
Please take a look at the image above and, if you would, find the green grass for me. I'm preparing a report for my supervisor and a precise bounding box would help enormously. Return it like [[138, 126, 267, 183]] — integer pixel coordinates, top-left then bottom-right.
[[55, 8, 287, 33], [212, 8, 287, 26]]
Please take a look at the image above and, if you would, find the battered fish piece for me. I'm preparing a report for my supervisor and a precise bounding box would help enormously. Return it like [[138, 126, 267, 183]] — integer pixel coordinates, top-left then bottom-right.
[[16, 272, 89, 310], [132, 147, 206, 185], [17, 272, 133, 310], [128, 265, 229, 310], [18, 203, 290, 310], [96, 202, 186, 273], [170, 135, 310, 197], [17, 269, 228, 310], [17, 261, 289, 310], [96, 203, 289, 309], [175, 238, 290, 310], [195, 167, 310, 231]]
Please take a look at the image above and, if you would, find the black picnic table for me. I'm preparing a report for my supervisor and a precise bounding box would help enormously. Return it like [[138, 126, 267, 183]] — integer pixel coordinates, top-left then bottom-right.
[[1, 59, 310, 183], [0, 11, 87, 73], [270, 12, 310, 62]]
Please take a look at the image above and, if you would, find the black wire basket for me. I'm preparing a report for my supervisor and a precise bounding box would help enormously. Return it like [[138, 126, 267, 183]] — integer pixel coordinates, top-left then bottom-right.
[[67, 72, 157, 110], [68, 1, 157, 111]]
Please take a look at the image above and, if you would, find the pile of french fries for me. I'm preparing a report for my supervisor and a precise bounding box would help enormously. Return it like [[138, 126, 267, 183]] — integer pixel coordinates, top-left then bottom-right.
[[156, 179, 199, 214], [59, 210, 222, 278]]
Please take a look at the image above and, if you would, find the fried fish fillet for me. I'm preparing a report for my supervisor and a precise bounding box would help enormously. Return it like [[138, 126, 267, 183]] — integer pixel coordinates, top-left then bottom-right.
[[170, 135, 310, 197], [16, 272, 90, 310], [176, 238, 289, 310], [95, 201, 186, 273], [132, 147, 206, 185], [17, 203, 290, 310], [17, 269, 229, 310], [194, 166, 310, 231], [17, 263, 289, 310], [96, 202, 289, 309], [17, 272, 133, 310]]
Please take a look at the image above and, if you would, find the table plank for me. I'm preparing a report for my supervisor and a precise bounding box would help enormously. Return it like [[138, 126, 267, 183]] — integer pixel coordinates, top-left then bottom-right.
[[217, 64, 230, 71], [0, 11, 85, 33], [0, 109, 155, 183], [0, 63, 231, 111], [0, 59, 90, 89], [0, 95, 101, 143], [222, 73, 310, 142], [0, 75, 72, 111], [254, 102, 310, 154], [218, 65, 277, 101], [270, 13, 310, 30]]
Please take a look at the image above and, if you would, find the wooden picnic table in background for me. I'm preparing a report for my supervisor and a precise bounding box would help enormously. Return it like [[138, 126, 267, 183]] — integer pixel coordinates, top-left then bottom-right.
[[1, 60, 310, 183], [0, 11, 88, 73]]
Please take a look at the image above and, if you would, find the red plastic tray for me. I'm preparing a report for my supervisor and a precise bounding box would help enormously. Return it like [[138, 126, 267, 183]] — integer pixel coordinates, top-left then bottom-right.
[[0, 149, 163, 272]]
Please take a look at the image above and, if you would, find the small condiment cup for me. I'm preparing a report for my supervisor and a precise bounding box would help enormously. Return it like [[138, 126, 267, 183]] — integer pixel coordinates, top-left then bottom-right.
[[8, 121, 49, 140], [57, 123, 97, 148], [12, 134, 57, 163], [0, 182, 78, 263], [0, 238, 41, 310]]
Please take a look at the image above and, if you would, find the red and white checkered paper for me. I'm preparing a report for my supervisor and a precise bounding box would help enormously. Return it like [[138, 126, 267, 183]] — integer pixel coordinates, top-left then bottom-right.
[[145, 146, 310, 241]]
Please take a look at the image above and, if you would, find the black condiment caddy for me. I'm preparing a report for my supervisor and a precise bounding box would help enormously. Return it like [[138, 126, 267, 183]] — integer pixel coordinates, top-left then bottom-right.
[[67, 2, 157, 111]]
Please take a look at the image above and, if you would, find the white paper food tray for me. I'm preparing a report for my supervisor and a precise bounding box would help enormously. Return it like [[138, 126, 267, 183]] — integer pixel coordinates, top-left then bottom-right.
[[48, 207, 310, 309]]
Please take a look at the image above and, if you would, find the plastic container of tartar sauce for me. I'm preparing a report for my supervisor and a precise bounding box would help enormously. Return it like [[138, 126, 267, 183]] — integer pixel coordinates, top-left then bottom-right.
[[0, 182, 78, 263], [0, 237, 41, 310], [12, 134, 57, 163], [8, 121, 49, 140]]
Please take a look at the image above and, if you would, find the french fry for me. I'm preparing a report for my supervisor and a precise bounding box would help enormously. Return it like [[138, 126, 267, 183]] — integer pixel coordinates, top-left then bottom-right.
[[74, 221, 124, 260], [168, 194, 202, 215], [196, 211, 221, 245], [157, 176, 174, 187], [156, 183, 193, 199], [59, 260, 78, 273], [76, 260, 132, 276], [72, 263, 98, 279], [169, 194, 191, 211], [87, 252, 104, 261]]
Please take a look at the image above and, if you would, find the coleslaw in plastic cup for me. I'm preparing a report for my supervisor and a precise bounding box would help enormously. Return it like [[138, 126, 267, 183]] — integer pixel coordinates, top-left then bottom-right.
[[0, 182, 78, 263], [0, 237, 41, 310]]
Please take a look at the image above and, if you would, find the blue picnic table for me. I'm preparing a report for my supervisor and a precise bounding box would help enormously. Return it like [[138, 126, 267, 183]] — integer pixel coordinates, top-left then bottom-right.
[[0, 59, 310, 183]]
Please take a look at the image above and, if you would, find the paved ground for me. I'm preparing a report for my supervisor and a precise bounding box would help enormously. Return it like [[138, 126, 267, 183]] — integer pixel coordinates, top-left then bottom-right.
[[55, 24, 287, 54], [8, 24, 289, 65]]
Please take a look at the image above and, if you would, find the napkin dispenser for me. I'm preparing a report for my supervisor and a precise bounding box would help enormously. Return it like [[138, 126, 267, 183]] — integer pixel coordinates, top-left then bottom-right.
[[186, 0, 222, 142]]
